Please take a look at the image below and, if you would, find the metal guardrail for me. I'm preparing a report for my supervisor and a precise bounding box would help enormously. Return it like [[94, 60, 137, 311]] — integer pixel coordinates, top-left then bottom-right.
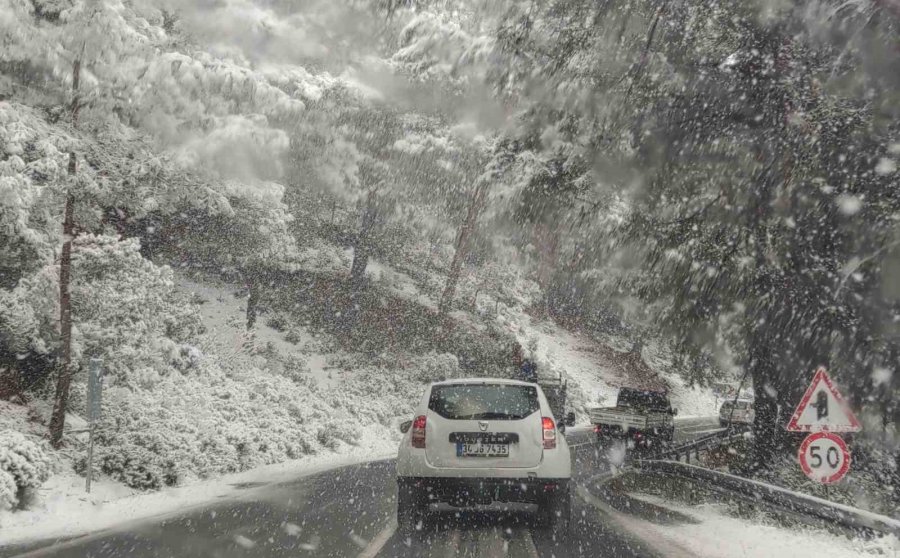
[[654, 428, 747, 462], [635, 459, 900, 539]]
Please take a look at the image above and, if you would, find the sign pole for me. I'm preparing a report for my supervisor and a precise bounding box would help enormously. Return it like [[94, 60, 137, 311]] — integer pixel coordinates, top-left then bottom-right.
[[85, 423, 94, 493], [85, 358, 103, 494]]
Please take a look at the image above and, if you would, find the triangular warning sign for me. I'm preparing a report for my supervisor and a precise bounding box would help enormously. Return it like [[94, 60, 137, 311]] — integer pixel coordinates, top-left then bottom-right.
[[786, 367, 862, 433]]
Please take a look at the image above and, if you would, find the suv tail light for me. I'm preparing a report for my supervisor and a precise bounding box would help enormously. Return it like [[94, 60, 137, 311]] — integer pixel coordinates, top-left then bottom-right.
[[411, 415, 427, 448], [542, 416, 556, 449]]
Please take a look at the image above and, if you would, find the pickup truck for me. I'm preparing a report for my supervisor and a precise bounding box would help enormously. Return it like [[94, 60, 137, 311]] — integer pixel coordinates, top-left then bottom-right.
[[719, 398, 754, 427], [590, 387, 676, 447], [538, 371, 574, 429]]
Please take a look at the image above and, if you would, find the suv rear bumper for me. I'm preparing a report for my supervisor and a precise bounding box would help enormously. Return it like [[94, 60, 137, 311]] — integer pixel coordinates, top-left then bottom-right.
[[398, 476, 568, 507]]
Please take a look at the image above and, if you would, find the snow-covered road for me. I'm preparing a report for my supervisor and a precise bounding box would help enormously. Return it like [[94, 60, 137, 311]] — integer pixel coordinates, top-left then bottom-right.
[[4, 425, 888, 558], [4, 428, 658, 558]]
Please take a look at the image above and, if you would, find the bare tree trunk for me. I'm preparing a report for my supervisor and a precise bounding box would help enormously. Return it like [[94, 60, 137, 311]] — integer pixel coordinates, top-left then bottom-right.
[[49, 192, 75, 448], [534, 222, 559, 292], [349, 190, 378, 294], [439, 180, 489, 315], [342, 190, 378, 335], [533, 222, 560, 317], [0, 365, 21, 400], [246, 275, 260, 330], [49, 57, 81, 449]]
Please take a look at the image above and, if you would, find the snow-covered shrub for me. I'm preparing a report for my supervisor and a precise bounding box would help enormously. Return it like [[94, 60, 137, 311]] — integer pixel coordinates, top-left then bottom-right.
[[279, 354, 311, 383], [296, 240, 352, 275], [0, 430, 51, 510], [266, 313, 290, 332], [2, 235, 204, 391], [71, 235, 204, 386], [284, 327, 305, 345], [316, 421, 358, 450], [92, 356, 355, 489], [93, 436, 175, 491], [413, 352, 459, 383], [0, 468, 17, 511], [170, 345, 204, 373]]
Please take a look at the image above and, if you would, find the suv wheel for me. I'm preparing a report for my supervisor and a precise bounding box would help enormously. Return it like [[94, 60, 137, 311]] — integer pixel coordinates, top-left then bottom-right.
[[397, 480, 425, 534], [540, 485, 571, 537]]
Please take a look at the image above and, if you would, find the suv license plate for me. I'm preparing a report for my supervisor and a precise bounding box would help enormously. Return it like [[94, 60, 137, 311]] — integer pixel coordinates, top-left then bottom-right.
[[457, 442, 509, 457]]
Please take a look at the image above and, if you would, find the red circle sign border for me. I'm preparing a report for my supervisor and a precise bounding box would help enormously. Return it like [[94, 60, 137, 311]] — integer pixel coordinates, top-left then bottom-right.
[[798, 432, 851, 484]]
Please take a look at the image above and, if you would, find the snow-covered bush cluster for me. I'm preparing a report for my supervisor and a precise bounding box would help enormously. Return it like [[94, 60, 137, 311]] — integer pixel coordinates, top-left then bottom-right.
[[0, 431, 50, 511], [89, 347, 453, 490], [412, 352, 459, 383], [2, 235, 203, 389], [92, 366, 322, 489]]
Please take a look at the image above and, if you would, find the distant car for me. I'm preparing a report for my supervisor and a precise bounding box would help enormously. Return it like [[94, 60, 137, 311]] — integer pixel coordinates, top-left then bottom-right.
[[590, 387, 676, 448], [719, 399, 755, 427], [396, 379, 574, 534]]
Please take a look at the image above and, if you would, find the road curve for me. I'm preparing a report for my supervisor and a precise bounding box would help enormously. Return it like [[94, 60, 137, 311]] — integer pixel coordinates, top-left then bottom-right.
[[3, 421, 718, 558]]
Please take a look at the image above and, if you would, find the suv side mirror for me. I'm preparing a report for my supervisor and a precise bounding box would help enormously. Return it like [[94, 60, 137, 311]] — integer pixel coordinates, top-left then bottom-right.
[[565, 412, 576, 426], [399, 420, 412, 434], [671, 408, 679, 416]]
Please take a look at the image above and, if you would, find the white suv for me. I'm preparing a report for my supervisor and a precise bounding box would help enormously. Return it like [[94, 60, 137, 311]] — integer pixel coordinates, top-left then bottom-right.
[[396, 379, 573, 533]]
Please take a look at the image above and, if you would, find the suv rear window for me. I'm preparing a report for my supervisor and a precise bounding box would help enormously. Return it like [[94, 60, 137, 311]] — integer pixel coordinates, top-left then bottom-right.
[[429, 384, 539, 420]]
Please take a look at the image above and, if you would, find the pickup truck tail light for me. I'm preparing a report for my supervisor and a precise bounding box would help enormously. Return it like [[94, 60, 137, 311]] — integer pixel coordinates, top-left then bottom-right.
[[542, 417, 556, 449], [411, 415, 427, 448]]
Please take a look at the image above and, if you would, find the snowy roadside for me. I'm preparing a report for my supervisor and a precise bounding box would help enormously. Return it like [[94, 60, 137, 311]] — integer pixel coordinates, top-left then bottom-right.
[[625, 493, 900, 558], [0, 445, 393, 547], [0, 272, 412, 547], [0, 257, 721, 549], [496, 305, 719, 420]]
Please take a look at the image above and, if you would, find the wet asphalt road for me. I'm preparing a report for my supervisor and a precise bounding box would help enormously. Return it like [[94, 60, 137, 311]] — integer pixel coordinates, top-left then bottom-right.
[[3, 420, 722, 558]]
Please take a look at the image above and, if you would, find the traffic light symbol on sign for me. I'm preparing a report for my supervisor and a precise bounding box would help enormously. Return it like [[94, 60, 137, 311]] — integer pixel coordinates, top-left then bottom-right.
[[815, 391, 828, 421]]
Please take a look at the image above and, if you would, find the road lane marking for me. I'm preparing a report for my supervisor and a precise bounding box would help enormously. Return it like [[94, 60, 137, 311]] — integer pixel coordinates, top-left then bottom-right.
[[357, 519, 396, 558]]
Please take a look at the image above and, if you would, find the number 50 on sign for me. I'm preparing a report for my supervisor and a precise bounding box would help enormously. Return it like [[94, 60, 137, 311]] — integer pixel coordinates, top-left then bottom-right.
[[798, 432, 851, 484]]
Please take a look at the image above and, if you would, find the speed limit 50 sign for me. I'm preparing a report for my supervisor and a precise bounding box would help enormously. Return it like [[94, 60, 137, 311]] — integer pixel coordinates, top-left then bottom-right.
[[798, 432, 851, 484]]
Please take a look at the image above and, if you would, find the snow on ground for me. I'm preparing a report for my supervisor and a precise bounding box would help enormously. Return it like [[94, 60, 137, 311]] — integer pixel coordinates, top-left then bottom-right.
[[0, 274, 431, 545], [2, 265, 722, 547], [364, 256, 438, 310], [177, 273, 430, 446], [0, 400, 39, 438], [495, 306, 719, 420], [643, 341, 722, 417], [0, 445, 391, 547], [178, 276, 323, 371], [178, 275, 348, 388], [496, 307, 617, 418], [664, 373, 721, 417], [627, 493, 900, 558]]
